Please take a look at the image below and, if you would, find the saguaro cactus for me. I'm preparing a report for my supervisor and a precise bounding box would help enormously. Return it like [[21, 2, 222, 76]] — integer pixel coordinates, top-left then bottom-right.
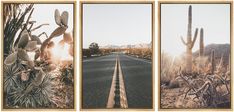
[[199, 28, 204, 57], [198, 28, 204, 73], [211, 50, 215, 74], [181, 5, 198, 72]]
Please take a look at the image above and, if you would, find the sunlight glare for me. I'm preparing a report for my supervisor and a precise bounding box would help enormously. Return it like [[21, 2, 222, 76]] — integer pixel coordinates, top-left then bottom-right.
[[51, 40, 73, 61]]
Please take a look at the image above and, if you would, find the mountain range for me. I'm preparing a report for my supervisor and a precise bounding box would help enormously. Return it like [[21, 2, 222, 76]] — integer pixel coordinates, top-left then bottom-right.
[[100, 42, 152, 49]]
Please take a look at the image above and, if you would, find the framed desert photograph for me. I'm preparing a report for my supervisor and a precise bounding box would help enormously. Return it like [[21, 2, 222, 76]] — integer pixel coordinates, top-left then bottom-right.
[[159, 1, 232, 110], [80, 1, 154, 110], [1, 1, 76, 110]]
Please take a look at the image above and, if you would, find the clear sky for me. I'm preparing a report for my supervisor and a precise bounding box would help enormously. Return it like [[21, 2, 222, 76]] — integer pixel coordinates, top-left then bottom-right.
[[83, 4, 152, 48], [31, 4, 73, 43], [24, 4, 73, 60], [161, 4, 230, 56]]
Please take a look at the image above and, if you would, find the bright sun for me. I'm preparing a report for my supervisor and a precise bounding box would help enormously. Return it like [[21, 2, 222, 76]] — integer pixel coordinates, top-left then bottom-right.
[[51, 41, 73, 61]]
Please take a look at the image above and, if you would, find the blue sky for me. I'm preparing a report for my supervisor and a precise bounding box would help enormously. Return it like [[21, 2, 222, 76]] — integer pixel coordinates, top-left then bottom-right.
[[83, 4, 152, 48], [161, 4, 230, 56]]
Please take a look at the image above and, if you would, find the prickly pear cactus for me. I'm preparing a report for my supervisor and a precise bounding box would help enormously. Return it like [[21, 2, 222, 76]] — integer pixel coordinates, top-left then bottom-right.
[[3, 7, 74, 108]]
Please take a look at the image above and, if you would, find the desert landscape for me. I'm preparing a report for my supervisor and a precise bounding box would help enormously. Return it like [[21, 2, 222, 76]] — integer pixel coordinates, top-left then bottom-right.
[[82, 3, 153, 109], [160, 5, 231, 109]]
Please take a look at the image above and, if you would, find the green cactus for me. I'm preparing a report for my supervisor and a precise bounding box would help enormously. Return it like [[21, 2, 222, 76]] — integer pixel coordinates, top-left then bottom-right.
[[181, 5, 198, 72]]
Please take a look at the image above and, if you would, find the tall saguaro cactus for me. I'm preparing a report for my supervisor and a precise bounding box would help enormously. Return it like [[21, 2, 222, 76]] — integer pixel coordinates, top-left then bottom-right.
[[199, 28, 204, 57], [181, 5, 198, 72], [198, 28, 204, 73]]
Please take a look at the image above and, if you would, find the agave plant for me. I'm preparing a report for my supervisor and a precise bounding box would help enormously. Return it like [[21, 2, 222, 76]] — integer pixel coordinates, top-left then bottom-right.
[[8, 75, 53, 108], [4, 63, 22, 94], [4, 30, 53, 108]]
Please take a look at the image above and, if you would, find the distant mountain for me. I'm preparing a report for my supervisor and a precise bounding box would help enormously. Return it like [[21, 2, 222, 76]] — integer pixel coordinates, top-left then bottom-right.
[[193, 43, 230, 65], [99, 45, 120, 49], [100, 43, 151, 49]]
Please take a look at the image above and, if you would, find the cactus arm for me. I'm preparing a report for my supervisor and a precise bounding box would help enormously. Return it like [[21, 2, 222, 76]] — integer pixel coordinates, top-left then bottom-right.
[[190, 28, 198, 49], [181, 36, 187, 45]]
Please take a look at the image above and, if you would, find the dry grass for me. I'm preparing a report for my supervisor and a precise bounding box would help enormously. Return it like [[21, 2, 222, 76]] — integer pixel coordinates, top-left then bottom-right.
[[160, 52, 231, 108]]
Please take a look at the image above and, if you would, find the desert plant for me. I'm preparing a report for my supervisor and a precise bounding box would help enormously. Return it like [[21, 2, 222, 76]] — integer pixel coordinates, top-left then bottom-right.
[[211, 50, 215, 74], [199, 28, 204, 57], [4, 4, 33, 58], [180, 5, 199, 72], [3, 7, 73, 108], [8, 74, 53, 108], [198, 28, 204, 73], [60, 64, 74, 85], [176, 66, 230, 108], [161, 52, 176, 85], [3, 29, 53, 108], [40, 12, 68, 59]]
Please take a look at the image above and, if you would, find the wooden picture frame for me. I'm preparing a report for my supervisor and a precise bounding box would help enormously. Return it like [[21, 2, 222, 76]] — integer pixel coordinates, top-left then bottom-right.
[[158, 1, 233, 111], [1, 0, 77, 111], [80, 1, 155, 111]]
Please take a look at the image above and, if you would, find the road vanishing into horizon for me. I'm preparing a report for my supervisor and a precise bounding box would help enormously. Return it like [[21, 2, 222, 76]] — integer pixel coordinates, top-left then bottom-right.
[[82, 53, 152, 109]]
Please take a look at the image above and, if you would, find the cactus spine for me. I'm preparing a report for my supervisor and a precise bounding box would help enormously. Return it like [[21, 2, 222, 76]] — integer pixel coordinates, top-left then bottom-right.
[[181, 5, 198, 72]]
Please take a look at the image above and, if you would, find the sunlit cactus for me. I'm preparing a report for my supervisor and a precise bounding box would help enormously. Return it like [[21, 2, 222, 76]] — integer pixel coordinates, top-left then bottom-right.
[[181, 5, 199, 72], [3, 7, 74, 108], [40, 9, 69, 58]]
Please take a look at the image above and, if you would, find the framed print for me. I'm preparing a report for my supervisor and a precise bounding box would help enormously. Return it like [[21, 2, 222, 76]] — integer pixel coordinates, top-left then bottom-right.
[[1, 1, 76, 110], [80, 1, 154, 110], [159, 1, 232, 110]]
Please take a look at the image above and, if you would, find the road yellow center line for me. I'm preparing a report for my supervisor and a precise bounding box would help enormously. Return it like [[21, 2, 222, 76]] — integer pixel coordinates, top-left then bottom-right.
[[106, 55, 128, 108], [106, 58, 117, 108], [118, 56, 128, 108]]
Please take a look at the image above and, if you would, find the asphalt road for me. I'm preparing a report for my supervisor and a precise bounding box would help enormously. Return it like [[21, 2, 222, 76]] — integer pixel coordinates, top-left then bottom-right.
[[119, 54, 152, 108], [82, 53, 152, 108]]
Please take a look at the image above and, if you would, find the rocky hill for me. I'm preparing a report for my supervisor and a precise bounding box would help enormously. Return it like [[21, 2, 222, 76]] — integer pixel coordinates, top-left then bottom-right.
[[193, 43, 230, 65]]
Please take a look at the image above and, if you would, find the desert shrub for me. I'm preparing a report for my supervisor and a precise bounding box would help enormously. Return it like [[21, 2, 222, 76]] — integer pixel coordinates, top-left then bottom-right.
[[176, 69, 230, 108], [4, 62, 54, 108], [123, 48, 152, 59], [99, 48, 112, 55], [160, 52, 184, 85]]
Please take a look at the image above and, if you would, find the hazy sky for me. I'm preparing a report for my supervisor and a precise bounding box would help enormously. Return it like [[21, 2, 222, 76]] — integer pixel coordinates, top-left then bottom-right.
[[161, 4, 230, 56], [83, 4, 152, 48], [23, 4, 73, 60], [31, 4, 73, 44]]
